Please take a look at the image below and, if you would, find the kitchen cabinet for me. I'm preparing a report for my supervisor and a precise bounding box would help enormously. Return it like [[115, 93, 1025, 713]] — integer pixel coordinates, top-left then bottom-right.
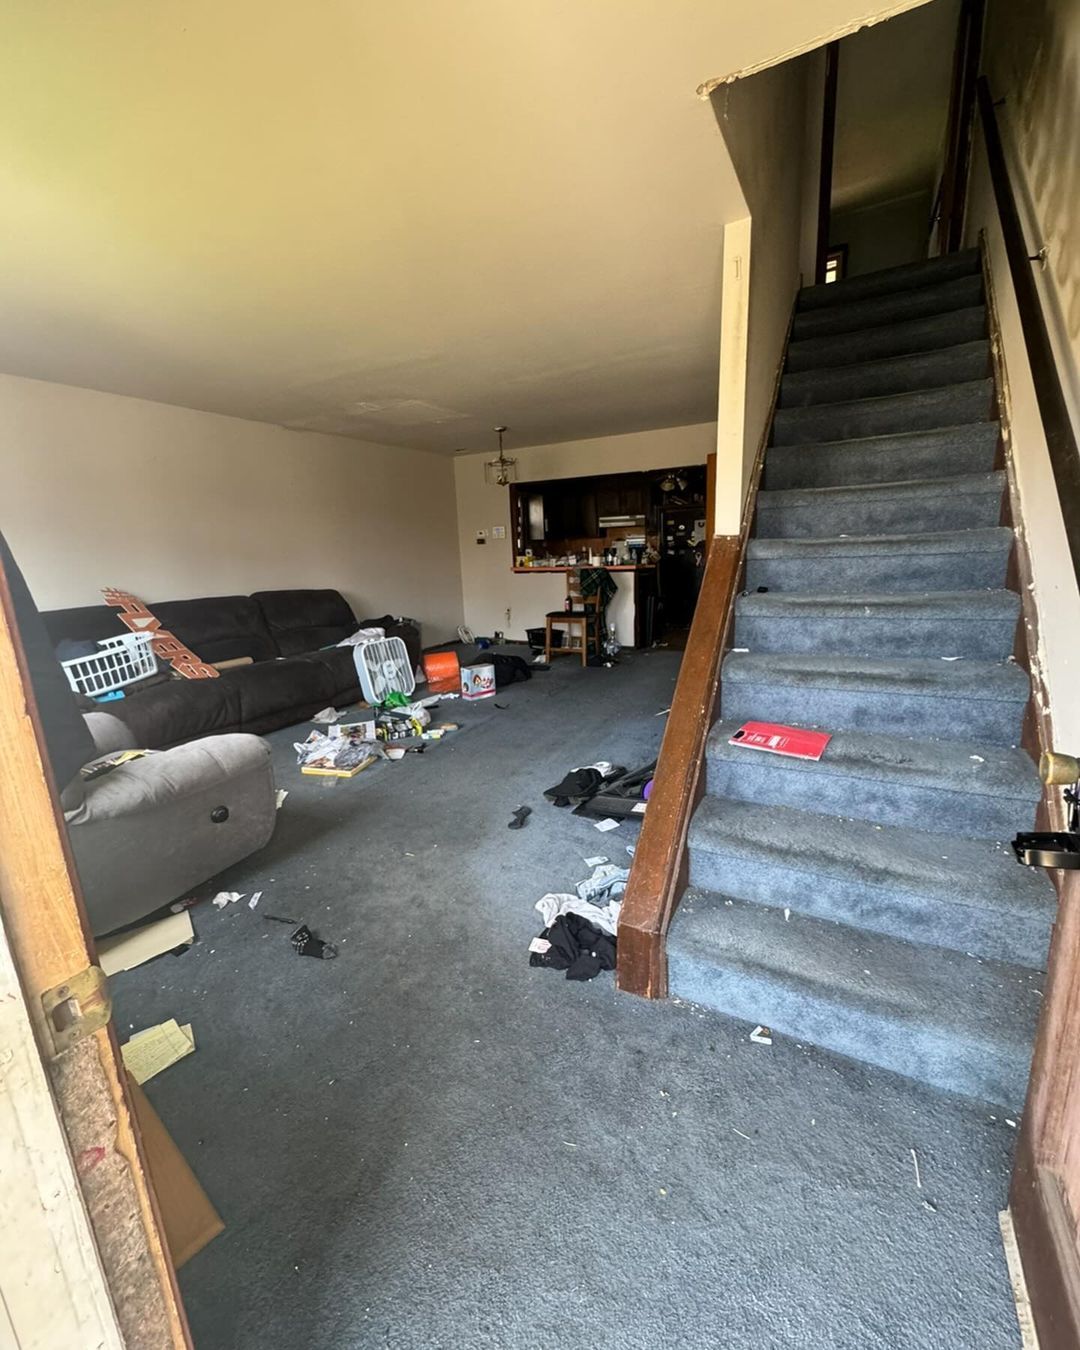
[[542, 481, 597, 539], [595, 476, 649, 521]]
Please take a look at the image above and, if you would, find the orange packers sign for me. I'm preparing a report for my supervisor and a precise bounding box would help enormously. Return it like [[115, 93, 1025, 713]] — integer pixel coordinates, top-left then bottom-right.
[[102, 589, 219, 680]]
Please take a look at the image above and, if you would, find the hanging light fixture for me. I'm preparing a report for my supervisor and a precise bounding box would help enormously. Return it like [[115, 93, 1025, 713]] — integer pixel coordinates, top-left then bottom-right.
[[483, 425, 517, 486]]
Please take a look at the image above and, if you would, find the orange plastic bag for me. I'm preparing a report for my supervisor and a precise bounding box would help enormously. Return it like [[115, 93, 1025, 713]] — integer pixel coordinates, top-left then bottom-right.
[[423, 650, 461, 695]]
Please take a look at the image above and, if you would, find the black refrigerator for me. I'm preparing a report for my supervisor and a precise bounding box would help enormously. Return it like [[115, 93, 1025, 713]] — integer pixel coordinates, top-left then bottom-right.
[[658, 507, 705, 628]]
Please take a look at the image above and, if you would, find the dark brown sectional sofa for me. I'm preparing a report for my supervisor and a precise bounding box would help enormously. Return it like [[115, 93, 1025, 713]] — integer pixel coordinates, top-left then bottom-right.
[[43, 588, 420, 750]]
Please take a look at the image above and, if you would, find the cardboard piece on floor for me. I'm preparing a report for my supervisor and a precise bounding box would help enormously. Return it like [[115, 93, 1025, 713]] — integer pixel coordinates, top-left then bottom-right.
[[98, 910, 194, 977], [122, 1019, 195, 1084], [127, 1075, 224, 1268]]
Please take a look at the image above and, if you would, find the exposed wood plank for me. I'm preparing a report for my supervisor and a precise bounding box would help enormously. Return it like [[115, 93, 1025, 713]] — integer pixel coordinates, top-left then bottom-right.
[[0, 551, 191, 1349], [999, 1207, 1041, 1349], [0, 910, 124, 1348], [128, 1078, 225, 1270]]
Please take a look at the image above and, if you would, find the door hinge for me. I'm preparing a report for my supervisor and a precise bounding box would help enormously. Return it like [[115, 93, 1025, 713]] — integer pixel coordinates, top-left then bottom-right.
[[42, 965, 112, 1055]]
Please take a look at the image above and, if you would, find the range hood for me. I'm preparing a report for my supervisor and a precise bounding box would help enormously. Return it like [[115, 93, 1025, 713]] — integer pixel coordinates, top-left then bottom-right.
[[598, 513, 647, 528]]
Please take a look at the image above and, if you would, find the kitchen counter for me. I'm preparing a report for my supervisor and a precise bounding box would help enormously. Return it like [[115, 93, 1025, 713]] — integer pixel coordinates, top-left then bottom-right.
[[512, 564, 655, 573], [513, 565, 658, 647]]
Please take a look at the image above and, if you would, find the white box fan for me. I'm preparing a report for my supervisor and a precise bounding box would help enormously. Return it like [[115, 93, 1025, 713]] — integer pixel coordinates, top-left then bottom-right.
[[352, 637, 416, 704]]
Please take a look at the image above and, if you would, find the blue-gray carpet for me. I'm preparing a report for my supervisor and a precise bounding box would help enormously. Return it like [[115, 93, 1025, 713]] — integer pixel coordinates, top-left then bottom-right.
[[111, 649, 1022, 1349], [669, 248, 1054, 1110]]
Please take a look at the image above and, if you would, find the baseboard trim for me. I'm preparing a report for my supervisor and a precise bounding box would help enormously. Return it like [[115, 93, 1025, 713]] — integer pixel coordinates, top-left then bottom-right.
[[1001, 1206, 1041, 1348]]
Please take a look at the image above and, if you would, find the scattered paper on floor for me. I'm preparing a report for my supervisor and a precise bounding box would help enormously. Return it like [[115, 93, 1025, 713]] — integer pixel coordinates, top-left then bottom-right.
[[98, 911, 194, 977], [122, 1019, 196, 1084], [594, 818, 620, 832], [275, 789, 289, 809]]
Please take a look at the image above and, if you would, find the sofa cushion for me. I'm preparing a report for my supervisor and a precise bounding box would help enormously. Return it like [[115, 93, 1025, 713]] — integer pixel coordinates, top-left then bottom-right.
[[287, 647, 365, 698], [42, 602, 129, 649], [43, 595, 278, 664], [252, 589, 358, 657], [109, 675, 243, 750], [146, 596, 278, 664], [233, 656, 340, 729], [107, 651, 364, 748]]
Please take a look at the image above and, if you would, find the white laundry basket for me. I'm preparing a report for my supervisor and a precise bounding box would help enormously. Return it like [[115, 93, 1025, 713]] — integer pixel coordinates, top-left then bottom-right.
[[352, 637, 416, 704], [60, 633, 158, 698]]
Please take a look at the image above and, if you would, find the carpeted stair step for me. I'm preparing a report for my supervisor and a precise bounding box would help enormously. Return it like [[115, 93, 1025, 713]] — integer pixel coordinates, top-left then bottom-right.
[[779, 340, 991, 409], [666, 891, 1041, 1108], [734, 588, 1020, 661], [687, 797, 1054, 967], [734, 588, 1020, 660], [772, 380, 995, 447], [791, 273, 984, 341], [796, 248, 981, 311], [785, 305, 987, 373], [704, 719, 1040, 837], [755, 472, 1006, 539], [763, 423, 1000, 491], [720, 652, 1029, 746], [744, 527, 1012, 594]]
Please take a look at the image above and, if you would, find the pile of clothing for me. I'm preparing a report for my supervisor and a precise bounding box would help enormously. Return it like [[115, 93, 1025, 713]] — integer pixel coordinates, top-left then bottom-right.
[[528, 862, 629, 981], [544, 760, 655, 819]]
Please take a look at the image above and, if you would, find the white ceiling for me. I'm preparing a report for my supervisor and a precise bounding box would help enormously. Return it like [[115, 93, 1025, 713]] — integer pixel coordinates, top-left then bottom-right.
[[1, 1, 930, 453], [832, 0, 960, 213]]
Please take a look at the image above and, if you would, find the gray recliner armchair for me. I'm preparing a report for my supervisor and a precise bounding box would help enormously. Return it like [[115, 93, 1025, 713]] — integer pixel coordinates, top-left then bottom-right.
[[66, 712, 276, 935], [3, 533, 277, 937]]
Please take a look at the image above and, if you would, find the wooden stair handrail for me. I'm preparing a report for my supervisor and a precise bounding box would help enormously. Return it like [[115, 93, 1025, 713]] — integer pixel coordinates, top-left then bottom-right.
[[616, 533, 742, 997], [617, 340, 784, 997]]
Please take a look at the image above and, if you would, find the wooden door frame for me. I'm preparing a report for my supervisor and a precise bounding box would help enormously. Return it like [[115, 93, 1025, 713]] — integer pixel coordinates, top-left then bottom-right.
[[0, 550, 190, 1347], [814, 40, 840, 286]]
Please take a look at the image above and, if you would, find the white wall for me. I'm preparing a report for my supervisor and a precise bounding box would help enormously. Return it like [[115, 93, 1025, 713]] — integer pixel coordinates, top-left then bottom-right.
[[454, 423, 712, 640], [710, 56, 814, 528], [0, 374, 464, 645], [965, 0, 1080, 759]]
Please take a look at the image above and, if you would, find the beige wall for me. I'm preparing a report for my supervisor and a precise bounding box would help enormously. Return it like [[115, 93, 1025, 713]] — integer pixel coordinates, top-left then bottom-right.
[[0, 374, 464, 645], [831, 189, 932, 277], [711, 56, 814, 528], [454, 424, 712, 640], [965, 0, 1080, 754]]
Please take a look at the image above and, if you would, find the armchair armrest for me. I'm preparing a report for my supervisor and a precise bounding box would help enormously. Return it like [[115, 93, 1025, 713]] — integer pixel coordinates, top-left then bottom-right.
[[82, 711, 137, 756]]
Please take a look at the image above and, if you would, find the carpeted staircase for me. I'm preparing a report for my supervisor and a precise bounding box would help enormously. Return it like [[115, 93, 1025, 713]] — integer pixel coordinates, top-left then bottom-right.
[[667, 248, 1055, 1110]]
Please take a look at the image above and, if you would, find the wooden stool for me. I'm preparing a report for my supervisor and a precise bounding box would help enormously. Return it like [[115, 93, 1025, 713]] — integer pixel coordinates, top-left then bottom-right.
[[545, 571, 603, 667]]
